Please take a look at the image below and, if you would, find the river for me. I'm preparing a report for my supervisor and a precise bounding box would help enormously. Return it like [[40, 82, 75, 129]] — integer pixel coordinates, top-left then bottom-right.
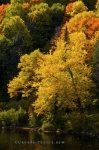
[[0, 128, 99, 150]]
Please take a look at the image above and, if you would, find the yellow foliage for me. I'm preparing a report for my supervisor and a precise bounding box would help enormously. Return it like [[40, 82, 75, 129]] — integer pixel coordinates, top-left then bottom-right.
[[8, 37, 94, 116]]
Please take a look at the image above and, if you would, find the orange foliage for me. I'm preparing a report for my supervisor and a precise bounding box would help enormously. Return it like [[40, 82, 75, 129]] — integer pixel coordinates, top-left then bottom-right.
[[86, 18, 99, 38], [0, 4, 9, 23], [66, 3, 73, 13], [67, 12, 99, 39]]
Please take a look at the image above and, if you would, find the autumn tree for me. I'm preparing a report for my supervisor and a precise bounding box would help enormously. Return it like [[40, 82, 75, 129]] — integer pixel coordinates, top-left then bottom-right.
[[67, 11, 99, 39], [8, 37, 94, 128], [33, 40, 94, 115], [8, 50, 43, 98]]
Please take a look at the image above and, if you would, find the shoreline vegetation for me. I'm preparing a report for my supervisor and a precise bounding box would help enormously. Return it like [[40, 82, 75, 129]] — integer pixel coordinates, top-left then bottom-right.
[[0, 0, 99, 135], [1, 126, 99, 139]]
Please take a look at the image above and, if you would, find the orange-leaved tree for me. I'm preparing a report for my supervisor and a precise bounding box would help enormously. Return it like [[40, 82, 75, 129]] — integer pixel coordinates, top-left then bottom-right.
[[67, 11, 99, 39]]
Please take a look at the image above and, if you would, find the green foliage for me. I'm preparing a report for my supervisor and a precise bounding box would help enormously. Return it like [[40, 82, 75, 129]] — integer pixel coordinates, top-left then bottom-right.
[[1, 16, 32, 50], [0, 34, 12, 62], [0, 108, 17, 126], [65, 112, 99, 132], [11, 0, 30, 4], [0, 1, 64, 100], [0, 107, 27, 126], [28, 113, 37, 127], [28, 3, 64, 49], [17, 107, 28, 126], [82, 0, 97, 10], [83, 114, 99, 131], [0, 34, 11, 49], [5, 3, 26, 19], [65, 112, 82, 131], [42, 111, 68, 130], [0, 98, 33, 111], [0, 16, 32, 100], [41, 121, 55, 131], [28, 3, 51, 42], [50, 3, 64, 26], [44, 0, 69, 6]]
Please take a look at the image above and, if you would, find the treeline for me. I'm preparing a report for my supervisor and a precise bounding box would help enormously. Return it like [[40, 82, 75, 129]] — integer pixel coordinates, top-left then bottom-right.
[[0, 0, 99, 131]]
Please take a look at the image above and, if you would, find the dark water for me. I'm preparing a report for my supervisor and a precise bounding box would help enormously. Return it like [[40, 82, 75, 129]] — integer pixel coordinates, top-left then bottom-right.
[[0, 129, 99, 150]]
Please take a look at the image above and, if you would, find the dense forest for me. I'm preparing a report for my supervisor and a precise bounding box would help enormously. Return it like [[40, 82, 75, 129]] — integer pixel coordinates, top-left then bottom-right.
[[0, 0, 99, 132]]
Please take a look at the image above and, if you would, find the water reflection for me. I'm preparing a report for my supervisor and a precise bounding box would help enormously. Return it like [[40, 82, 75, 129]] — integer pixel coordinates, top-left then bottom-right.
[[0, 129, 99, 150]]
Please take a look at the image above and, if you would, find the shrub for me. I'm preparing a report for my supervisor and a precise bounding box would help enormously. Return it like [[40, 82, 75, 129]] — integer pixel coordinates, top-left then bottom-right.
[[16, 107, 28, 126], [67, 112, 83, 131], [0, 108, 18, 126], [28, 113, 37, 127], [41, 121, 55, 131], [0, 107, 27, 126], [65, 112, 99, 132]]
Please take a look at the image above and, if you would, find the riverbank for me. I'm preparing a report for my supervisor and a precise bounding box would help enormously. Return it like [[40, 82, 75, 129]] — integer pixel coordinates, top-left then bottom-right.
[[0, 126, 38, 131], [1, 126, 99, 139]]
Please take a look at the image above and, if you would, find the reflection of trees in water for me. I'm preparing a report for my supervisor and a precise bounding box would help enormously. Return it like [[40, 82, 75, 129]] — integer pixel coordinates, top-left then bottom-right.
[[29, 130, 42, 142], [0, 129, 99, 150]]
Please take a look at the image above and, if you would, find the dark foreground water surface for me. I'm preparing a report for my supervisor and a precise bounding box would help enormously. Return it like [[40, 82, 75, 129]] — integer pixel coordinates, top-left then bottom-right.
[[0, 128, 99, 150]]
